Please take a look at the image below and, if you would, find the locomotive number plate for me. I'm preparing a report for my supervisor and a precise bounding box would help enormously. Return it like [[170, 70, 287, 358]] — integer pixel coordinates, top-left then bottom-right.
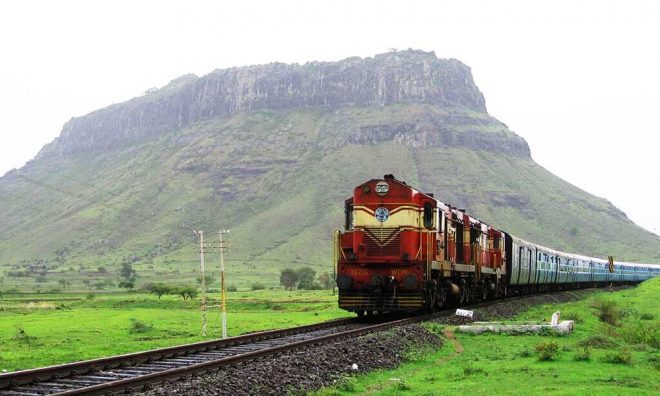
[[348, 268, 369, 277]]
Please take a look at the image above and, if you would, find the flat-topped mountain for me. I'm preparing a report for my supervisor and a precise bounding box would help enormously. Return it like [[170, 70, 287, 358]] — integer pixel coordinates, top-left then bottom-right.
[[37, 50, 521, 157], [1, 49, 657, 288]]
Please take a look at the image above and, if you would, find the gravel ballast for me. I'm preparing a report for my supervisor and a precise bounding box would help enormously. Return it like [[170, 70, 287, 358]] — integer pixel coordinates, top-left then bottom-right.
[[141, 324, 442, 396], [138, 287, 620, 395]]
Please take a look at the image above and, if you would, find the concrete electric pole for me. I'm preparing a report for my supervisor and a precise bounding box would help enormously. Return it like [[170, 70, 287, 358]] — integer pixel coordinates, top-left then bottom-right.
[[218, 229, 230, 339]]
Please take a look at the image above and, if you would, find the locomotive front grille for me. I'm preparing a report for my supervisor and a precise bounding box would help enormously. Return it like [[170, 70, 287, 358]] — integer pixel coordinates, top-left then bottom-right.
[[364, 227, 400, 257], [339, 291, 423, 311]]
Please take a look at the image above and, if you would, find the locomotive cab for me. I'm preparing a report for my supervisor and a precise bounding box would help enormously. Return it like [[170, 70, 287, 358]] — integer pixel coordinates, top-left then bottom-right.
[[335, 175, 437, 314]]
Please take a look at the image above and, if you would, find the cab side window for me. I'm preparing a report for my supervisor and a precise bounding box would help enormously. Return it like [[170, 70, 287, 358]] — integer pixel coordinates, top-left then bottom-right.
[[423, 202, 434, 229]]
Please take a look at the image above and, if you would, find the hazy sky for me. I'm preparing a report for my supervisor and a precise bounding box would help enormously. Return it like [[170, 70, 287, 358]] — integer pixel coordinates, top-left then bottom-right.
[[1, 0, 659, 235]]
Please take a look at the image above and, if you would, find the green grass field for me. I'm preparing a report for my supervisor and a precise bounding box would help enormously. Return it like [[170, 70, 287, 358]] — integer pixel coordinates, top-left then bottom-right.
[[315, 278, 660, 395], [0, 289, 349, 371]]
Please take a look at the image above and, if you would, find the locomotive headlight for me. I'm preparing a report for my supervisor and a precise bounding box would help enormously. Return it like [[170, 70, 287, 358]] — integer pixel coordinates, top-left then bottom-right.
[[336, 274, 352, 289], [375, 181, 389, 196], [402, 274, 418, 289]]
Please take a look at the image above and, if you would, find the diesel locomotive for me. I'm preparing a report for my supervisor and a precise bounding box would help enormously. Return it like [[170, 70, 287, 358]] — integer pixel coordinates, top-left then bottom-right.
[[334, 175, 660, 315]]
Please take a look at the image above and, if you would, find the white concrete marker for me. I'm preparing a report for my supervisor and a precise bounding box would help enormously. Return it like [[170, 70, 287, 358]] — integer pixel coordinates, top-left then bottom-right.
[[456, 309, 474, 318]]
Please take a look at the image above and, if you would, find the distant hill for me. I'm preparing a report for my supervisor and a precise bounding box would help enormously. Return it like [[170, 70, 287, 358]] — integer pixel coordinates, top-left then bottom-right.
[[1, 49, 658, 289]]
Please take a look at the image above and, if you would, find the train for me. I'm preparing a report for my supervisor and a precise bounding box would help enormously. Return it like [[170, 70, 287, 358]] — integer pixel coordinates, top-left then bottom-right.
[[334, 175, 660, 316]]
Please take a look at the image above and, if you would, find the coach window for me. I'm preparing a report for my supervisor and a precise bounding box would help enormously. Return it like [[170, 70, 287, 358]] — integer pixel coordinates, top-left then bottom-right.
[[423, 202, 434, 229]]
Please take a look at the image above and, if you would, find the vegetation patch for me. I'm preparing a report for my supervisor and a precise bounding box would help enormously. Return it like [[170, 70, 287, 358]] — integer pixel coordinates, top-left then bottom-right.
[[578, 335, 619, 349], [592, 299, 623, 326], [315, 278, 660, 395], [601, 349, 633, 365], [574, 347, 591, 361], [0, 289, 349, 371], [535, 340, 560, 361]]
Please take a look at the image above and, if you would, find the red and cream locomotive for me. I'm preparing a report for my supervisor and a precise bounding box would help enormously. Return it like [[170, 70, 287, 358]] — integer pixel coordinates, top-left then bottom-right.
[[334, 175, 660, 316]]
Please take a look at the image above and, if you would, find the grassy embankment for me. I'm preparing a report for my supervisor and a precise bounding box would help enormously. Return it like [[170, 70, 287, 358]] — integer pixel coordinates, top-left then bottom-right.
[[316, 278, 660, 395], [0, 289, 349, 371]]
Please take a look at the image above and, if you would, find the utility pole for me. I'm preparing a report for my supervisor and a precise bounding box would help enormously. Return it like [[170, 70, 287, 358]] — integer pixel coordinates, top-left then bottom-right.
[[218, 229, 230, 339], [196, 230, 208, 336]]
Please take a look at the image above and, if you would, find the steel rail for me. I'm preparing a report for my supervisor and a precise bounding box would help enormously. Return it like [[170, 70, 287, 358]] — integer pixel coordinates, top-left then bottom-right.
[[0, 317, 358, 391], [53, 315, 428, 396]]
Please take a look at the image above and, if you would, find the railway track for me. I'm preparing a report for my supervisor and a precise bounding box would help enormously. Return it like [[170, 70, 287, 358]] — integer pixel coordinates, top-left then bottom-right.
[[0, 315, 424, 396], [0, 288, 598, 396]]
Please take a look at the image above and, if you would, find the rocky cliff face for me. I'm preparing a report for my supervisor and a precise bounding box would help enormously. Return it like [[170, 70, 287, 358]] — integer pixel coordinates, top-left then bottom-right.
[[5, 48, 656, 286], [37, 50, 495, 157]]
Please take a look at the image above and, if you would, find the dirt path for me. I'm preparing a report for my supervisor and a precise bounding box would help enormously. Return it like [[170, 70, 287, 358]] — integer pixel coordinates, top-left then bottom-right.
[[437, 327, 463, 364]]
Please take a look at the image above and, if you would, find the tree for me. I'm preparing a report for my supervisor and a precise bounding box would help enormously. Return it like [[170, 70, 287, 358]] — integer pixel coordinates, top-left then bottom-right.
[[196, 274, 216, 287], [176, 285, 198, 300], [318, 272, 334, 289], [146, 283, 173, 300], [94, 280, 109, 290], [280, 268, 298, 291], [82, 278, 93, 291], [57, 279, 71, 290], [296, 266, 316, 290], [118, 262, 137, 290]]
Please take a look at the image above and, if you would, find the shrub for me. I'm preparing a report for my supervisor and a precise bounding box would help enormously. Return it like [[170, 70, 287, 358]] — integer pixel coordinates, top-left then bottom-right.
[[463, 366, 486, 376], [13, 326, 37, 347], [592, 299, 622, 326], [578, 335, 619, 349], [129, 319, 153, 334], [601, 349, 633, 365], [640, 313, 655, 321], [535, 340, 559, 361], [86, 292, 96, 300], [424, 322, 444, 336], [574, 347, 591, 361], [394, 379, 411, 390], [226, 284, 238, 292], [34, 275, 48, 283], [337, 376, 356, 391], [620, 322, 660, 349], [251, 282, 266, 291], [648, 353, 660, 370], [560, 310, 583, 323], [304, 282, 324, 290]]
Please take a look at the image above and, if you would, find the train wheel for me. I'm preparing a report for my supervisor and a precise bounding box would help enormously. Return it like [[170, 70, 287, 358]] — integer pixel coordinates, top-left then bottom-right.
[[459, 280, 468, 305], [428, 292, 436, 313], [481, 282, 488, 301], [436, 287, 447, 310], [356, 311, 365, 319]]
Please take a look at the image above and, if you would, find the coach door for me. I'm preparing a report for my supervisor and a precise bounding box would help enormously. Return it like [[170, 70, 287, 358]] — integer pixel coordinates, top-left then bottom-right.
[[528, 248, 536, 285]]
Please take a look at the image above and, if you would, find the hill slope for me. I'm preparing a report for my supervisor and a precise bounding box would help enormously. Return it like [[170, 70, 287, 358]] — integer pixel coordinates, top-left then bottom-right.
[[1, 49, 658, 289]]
